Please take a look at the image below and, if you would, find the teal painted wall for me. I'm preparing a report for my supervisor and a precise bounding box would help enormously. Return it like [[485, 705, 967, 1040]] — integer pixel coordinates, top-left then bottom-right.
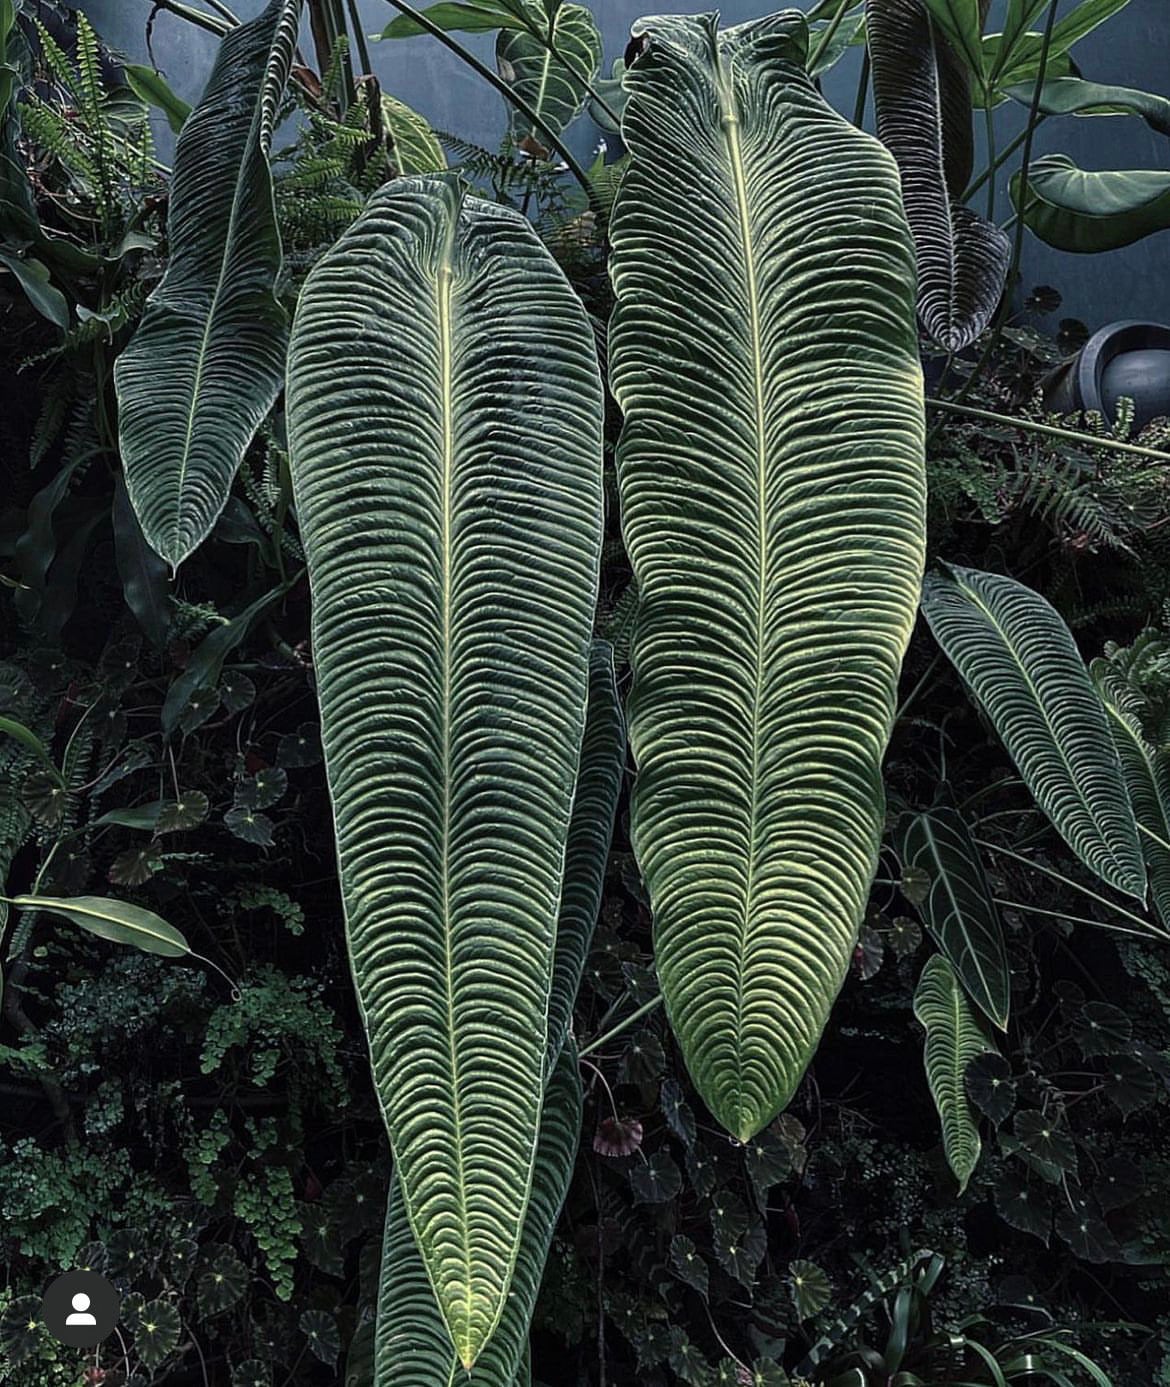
[[78, 0, 1170, 332]]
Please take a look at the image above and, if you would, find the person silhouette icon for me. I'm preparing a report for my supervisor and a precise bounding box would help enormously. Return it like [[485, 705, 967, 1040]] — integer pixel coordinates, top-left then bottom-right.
[[65, 1292, 97, 1327], [41, 1269, 119, 1345]]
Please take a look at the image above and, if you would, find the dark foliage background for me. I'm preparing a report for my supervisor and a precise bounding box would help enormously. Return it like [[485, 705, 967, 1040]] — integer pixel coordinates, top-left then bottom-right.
[[3, 6, 1170, 1386]]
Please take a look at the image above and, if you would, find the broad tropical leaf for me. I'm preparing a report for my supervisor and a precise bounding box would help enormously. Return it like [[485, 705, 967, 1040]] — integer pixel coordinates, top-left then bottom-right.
[[12, 894, 189, 957], [1092, 659, 1170, 929], [285, 173, 603, 1365], [1011, 154, 1170, 252], [913, 952, 991, 1192], [1004, 76, 1170, 135], [897, 806, 1010, 1030], [917, 0, 984, 80], [374, 1046, 582, 1386], [547, 642, 625, 1069], [867, 0, 1010, 350], [922, 565, 1145, 898], [114, 0, 300, 568], [379, 0, 532, 38], [610, 10, 926, 1141], [496, 1, 601, 144], [383, 94, 447, 173]]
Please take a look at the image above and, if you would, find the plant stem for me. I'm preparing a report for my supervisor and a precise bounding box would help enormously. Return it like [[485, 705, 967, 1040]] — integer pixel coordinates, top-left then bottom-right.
[[379, 0, 601, 216], [983, 94, 997, 221], [344, 0, 374, 74], [964, 122, 1031, 203], [994, 897, 1164, 941], [852, 48, 869, 129], [201, 0, 240, 23], [579, 994, 664, 1056], [895, 650, 942, 722], [808, 0, 850, 71], [149, 0, 231, 38], [976, 838, 1168, 940], [925, 398, 1170, 465]]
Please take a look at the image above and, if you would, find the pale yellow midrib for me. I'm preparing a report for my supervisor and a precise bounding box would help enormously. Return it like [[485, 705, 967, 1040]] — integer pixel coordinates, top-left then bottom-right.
[[435, 233, 476, 1359], [716, 51, 770, 1134]]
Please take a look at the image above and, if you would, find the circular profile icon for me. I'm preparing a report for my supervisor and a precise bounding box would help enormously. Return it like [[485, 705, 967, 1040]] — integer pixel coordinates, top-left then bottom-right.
[[40, 1270, 121, 1348]]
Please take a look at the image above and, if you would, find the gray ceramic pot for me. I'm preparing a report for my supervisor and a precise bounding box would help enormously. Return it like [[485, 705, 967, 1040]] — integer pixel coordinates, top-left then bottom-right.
[[1044, 320, 1170, 432]]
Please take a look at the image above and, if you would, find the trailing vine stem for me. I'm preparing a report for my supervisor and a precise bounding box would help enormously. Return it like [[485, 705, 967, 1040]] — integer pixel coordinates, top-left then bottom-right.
[[579, 993, 665, 1057], [925, 398, 1170, 466]]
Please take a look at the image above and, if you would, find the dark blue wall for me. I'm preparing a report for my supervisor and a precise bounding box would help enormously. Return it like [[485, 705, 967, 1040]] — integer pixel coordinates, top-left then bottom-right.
[[79, 0, 1170, 332]]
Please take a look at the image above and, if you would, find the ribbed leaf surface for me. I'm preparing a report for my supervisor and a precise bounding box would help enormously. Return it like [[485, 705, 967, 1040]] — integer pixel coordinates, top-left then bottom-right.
[[922, 566, 1145, 898], [867, 0, 1009, 350], [114, 0, 298, 567], [610, 10, 926, 1140], [898, 805, 1010, 1030], [496, 1, 601, 143], [1092, 659, 1170, 928], [914, 952, 990, 1192], [375, 1047, 582, 1386], [286, 173, 603, 1365], [547, 642, 625, 1070]]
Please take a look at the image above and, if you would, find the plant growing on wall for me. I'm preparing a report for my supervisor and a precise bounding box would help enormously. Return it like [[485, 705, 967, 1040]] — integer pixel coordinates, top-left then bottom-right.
[[4, 0, 1170, 1381]]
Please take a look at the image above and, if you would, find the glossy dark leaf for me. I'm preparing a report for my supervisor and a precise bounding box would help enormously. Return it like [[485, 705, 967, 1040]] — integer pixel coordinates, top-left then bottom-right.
[[237, 765, 287, 811], [994, 1173, 1052, 1242], [888, 914, 923, 958], [157, 791, 211, 833], [715, 1217, 766, 1286], [1073, 1001, 1132, 1057], [224, 806, 275, 847], [868, 0, 1009, 349], [127, 1298, 181, 1370], [631, 1151, 683, 1204], [1055, 1196, 1121, 1263], [1097, 1156, 1142, 1212], [898, 806, 1009, 1029], [278, 721, 322, 767], [1015, 1109, 1078, 1174], [301, 1309, 340, 1368], [789, 1259, 831, 1320], [1102, 1054, 1157, 1116], [966, 1051, 1016, 1123], [660, 1077, 696, 1147], [113, 474, 171, 649], [196, 1245, 248, 1316], [670, 1234, 709, 1297]]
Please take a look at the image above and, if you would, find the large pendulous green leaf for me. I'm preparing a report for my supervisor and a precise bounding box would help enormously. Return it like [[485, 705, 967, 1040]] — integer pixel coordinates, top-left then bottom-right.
[[1011, 154, 1170, 253], [496, 1, 602, 145], [285, 172, 603, 1366], [371, 647, 618, 1383], [546, 642, 625, 1070], [114, 0, 299, 568], [374, 1045, 582, 1387], [867, 0, 1010, 350], [914, 952, 991, 1193], [922, 565, 1146, 899], [1092, 658, 1170, 929], [610, 10, 926, 1141], [897, 805, 1010, 1030]]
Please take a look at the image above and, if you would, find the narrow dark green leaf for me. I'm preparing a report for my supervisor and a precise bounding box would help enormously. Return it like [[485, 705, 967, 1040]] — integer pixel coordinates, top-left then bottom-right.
[[113, 475, 172, 649], [922, 565, 1145, 897], [114, 0, 300, 566], [123, 62, 193, 133], [13, 893, 190, 957], [897, 806, 1010, 1029]]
